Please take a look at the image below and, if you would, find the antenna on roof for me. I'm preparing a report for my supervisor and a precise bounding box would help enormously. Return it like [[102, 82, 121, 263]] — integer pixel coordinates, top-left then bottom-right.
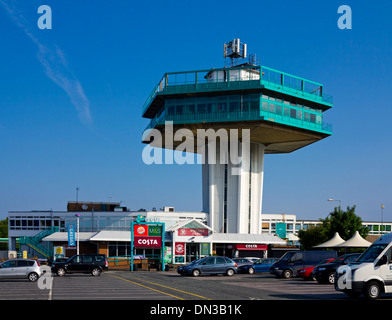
[[223, 38, 247, 66]]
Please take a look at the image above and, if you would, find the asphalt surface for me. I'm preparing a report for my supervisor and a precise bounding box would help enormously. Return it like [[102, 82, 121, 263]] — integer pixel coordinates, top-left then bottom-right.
[[0, 269, 347, 300]]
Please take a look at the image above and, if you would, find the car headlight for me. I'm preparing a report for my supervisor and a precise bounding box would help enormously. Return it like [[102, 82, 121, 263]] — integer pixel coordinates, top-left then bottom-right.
[[318, 267, 326, 271]]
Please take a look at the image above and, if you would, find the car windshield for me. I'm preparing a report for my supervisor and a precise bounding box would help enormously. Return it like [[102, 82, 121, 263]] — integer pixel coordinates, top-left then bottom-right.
[[356, 244, 387, 263], [279, 252, 295, 261]]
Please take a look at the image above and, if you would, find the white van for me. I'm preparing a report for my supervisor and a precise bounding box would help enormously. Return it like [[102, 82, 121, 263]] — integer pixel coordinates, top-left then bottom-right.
[[335, 233, 392, 299]]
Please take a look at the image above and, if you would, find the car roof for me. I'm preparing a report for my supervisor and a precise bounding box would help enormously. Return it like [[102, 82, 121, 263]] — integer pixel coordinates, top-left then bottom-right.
[[2, 258, 37, 262]]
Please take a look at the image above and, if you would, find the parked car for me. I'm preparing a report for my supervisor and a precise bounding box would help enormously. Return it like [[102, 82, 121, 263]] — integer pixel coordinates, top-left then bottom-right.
[[238, 258, 279, 274], [313, 253, 361, 284], [270, 250, 338, 278], [243, 257, 263, 263], [51, 254, 108, 277], [177, 256, 237, 277], [232, 258, 255, 267], [297, 258, 335, 280], [0, 259, 43, 282]]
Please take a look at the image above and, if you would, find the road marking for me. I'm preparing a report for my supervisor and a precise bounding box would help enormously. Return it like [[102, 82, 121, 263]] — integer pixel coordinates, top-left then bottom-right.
[[48, 276, 53, 300], [109, 275, 184, 300], [109, 274, 211, 300]]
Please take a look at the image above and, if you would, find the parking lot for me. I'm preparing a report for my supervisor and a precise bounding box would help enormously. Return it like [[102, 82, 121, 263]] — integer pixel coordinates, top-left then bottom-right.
[[0, 269, 350, 300]]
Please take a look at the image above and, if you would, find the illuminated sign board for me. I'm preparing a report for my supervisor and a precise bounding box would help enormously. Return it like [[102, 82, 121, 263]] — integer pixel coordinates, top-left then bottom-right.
[[133, 224, 163, 248]]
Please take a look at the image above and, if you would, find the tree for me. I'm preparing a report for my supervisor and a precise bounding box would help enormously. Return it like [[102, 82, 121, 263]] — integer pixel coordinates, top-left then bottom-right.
[[298, 205, 368, 249], [0, 218, 8, 238], [0, 218, 8, 250]]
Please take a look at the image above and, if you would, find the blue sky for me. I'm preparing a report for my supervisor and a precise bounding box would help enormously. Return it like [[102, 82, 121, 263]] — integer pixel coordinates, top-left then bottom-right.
[[0, 0, 391, 222]]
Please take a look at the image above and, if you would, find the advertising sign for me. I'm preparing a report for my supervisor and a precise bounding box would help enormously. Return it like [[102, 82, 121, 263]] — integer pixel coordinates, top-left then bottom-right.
[[130, 221, 165, 271], [201, 243, 210, 255], [133, 224, 148, 236], [134, 236, 162, 248], [276, 223, 287, 238], [133, 224, 162, 237], [54, 246, 65, 259], [174, 242, 185, 255], [164, 247, 172, 264], [68, 224, 76, 247], [178, 228, 208, 237], [234, 244, 268, 251]]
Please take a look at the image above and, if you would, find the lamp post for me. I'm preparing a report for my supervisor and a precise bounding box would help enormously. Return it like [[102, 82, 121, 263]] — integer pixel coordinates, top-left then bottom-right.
[[75, 214, 81, 255], [328, 198, 341, 212], [381, 204, 385, 235]]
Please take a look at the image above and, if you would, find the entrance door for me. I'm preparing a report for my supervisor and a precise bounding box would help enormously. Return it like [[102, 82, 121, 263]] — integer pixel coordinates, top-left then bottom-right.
[[186, 243, 200, 263]]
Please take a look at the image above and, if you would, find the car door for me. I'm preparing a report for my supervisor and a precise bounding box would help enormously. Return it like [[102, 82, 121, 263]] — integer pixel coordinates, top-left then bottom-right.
[[199, 257, 215, 274], [214, 257, 227, 273], [81, 255, 93, 272], [255, 259, 269, 272], [379, 248, 392, 292], [0, 260, 17, 279], [15, 260, 31, 278], [66, 255, 82, 273]]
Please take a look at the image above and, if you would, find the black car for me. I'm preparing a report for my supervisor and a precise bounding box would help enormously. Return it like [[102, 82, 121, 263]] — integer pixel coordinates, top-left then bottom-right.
[[313, 253, 361, 284], [51, 254, 108, 277]]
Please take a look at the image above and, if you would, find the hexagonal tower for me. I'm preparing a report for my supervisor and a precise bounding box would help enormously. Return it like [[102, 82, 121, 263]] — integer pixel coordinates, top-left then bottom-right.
[[141, 39, 332, 234]]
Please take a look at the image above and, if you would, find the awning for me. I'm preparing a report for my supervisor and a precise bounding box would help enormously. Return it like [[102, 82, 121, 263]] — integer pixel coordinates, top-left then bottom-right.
[[42, 232, 97, 242], [212, 233, 287, 245], [90, 231, 131, 242]]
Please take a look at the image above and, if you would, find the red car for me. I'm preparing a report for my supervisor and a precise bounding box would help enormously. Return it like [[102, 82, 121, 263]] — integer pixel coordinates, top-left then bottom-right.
[[296, 258, 335, 280]]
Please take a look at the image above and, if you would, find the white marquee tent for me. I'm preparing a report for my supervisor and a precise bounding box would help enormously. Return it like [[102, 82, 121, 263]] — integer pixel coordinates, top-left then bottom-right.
[[313, 232, 345, 248], [335, 231, 372, 248]]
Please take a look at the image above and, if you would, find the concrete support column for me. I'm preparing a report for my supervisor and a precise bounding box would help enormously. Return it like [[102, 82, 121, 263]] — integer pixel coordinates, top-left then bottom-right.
[[202, 141, 265, 234]]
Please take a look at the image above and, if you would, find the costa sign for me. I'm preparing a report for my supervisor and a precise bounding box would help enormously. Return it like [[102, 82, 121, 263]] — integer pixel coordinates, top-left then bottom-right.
[[134, 236, 162, 248], [234, 244, 268, 251]]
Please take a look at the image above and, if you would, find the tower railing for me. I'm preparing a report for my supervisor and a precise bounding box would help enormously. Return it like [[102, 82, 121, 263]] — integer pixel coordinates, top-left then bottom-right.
[[144, 107, 332, 135], [142, 65, 332, 117]]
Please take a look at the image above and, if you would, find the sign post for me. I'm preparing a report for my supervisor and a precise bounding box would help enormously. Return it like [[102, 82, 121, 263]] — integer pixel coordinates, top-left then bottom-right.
[[130, 216, 165, 271]]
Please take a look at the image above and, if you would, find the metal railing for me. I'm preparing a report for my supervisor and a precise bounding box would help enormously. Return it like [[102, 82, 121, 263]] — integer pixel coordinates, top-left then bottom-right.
[[142, 65, 333, 116], [19, 227, 58, 259], [144, 108, 332, 135]]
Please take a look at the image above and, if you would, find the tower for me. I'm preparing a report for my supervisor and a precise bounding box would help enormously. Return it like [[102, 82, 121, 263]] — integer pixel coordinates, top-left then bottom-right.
[[142, 39, 333, 234]]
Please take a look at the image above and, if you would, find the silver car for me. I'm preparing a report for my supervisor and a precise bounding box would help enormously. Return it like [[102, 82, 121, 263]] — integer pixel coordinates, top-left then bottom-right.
[[0, 259, 43, 282]]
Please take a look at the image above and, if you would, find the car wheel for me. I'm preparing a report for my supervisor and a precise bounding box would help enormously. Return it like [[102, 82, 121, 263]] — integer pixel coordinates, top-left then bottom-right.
[[364, 281, 382, 300], [28, 272, 39, 282], [91, 267, 102, 277], [57, 268, 66, 277], [327, 272, 335, 284], [248, 267, 255, 275], [226, 269, 235, 276], [192, 269, 200, 277], [282, 269, 293, 279]]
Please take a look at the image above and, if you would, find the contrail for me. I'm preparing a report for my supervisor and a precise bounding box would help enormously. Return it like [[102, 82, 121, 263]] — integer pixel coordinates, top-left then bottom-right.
[[0, 0, 92, 126]]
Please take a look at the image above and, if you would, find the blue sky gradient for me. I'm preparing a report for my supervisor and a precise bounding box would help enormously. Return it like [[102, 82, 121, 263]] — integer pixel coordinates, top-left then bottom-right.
[[0, 0, 391, 222]]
